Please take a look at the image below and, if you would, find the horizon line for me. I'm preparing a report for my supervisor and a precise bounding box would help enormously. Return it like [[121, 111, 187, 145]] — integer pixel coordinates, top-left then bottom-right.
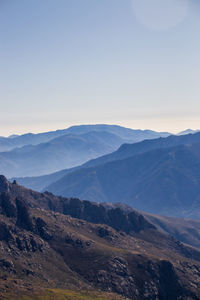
[[1, 123, 199, 138]]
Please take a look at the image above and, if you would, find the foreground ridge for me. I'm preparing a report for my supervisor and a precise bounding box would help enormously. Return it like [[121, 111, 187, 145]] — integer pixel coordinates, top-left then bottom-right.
[[0, 176, 200, 299]]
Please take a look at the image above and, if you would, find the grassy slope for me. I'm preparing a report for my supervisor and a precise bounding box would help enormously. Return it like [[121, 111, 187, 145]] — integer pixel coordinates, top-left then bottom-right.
[[4, 289, 126, 300]]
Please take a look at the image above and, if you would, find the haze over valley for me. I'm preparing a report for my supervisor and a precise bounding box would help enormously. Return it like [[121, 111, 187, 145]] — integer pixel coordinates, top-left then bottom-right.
[[1, 0, 200, 298], [11, 125, 200, 219], [0, 124, 200, 299]]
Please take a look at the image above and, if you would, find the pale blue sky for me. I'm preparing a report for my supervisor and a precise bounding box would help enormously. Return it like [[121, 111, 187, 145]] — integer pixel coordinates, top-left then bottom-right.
[[0, 0, 200, 136]]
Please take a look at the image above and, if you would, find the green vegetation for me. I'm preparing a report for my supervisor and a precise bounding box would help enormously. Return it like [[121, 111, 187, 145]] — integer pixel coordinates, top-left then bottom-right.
[[5, 289, 125, 300]]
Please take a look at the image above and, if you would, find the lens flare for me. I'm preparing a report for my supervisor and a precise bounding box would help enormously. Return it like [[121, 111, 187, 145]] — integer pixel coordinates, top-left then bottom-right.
[[132, 0, 189, 30]]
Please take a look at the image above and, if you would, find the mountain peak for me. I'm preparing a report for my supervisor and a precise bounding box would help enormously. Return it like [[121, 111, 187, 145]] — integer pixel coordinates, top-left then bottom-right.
[[178, 129, 200, 135]]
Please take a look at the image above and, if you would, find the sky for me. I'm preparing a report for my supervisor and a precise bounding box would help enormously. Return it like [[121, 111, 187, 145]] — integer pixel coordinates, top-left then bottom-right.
[[0, 0, 200, 136]]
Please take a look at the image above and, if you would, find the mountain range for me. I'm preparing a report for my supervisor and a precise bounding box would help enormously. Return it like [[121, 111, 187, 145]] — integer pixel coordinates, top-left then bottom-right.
[[0, 125, 170, 177], [0, 131, 125, 177], [16, 131, 200, 219], [0, 124, 170, 152], [45, 142, 200, 219], [1, 176, 200, 299], [178, 129, 200, 135]]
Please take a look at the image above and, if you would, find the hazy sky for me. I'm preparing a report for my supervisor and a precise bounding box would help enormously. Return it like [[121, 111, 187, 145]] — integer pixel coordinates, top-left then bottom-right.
[[0, 0, 200, 136]]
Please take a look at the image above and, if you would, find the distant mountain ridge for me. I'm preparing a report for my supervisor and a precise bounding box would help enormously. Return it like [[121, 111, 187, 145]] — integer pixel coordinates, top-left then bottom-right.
[[0, 131, 124, 177], [15, 132, 200, 219], [0, 129, 70, 152], [15, 131, 200, 191], [0, 124, 171, 178], [1, 125, 198, 153], [0, 124, 171, 152], [178, 129, 200, 135]]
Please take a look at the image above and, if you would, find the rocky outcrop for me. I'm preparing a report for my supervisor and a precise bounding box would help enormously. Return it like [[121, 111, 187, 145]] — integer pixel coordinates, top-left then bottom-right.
[[0, 178, 155, 235], [60, 198, 155, 234], [0, 192, 17, 218], [35, 218, 52, 241], [16, 197, 34, 231], [0, 223, 13, 242], [0, 175, 10, 193]]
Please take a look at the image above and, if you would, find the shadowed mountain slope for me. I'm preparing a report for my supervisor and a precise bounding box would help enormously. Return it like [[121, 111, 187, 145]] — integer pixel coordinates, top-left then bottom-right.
[[1, 175, 200, 249], [1, 176, 200, 299], [83, 131, 200, 169], [143, 212, 200, 249], [15, 131, 200, 192], [45, 142, 200, 219]]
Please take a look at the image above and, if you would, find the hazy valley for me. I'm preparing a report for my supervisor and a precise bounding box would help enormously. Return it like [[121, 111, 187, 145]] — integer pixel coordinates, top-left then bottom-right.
[[0, 125, 200, 299], [2, 0, 200, 298], [0, 125, 170, 177], [16, 129, 200, 219]]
